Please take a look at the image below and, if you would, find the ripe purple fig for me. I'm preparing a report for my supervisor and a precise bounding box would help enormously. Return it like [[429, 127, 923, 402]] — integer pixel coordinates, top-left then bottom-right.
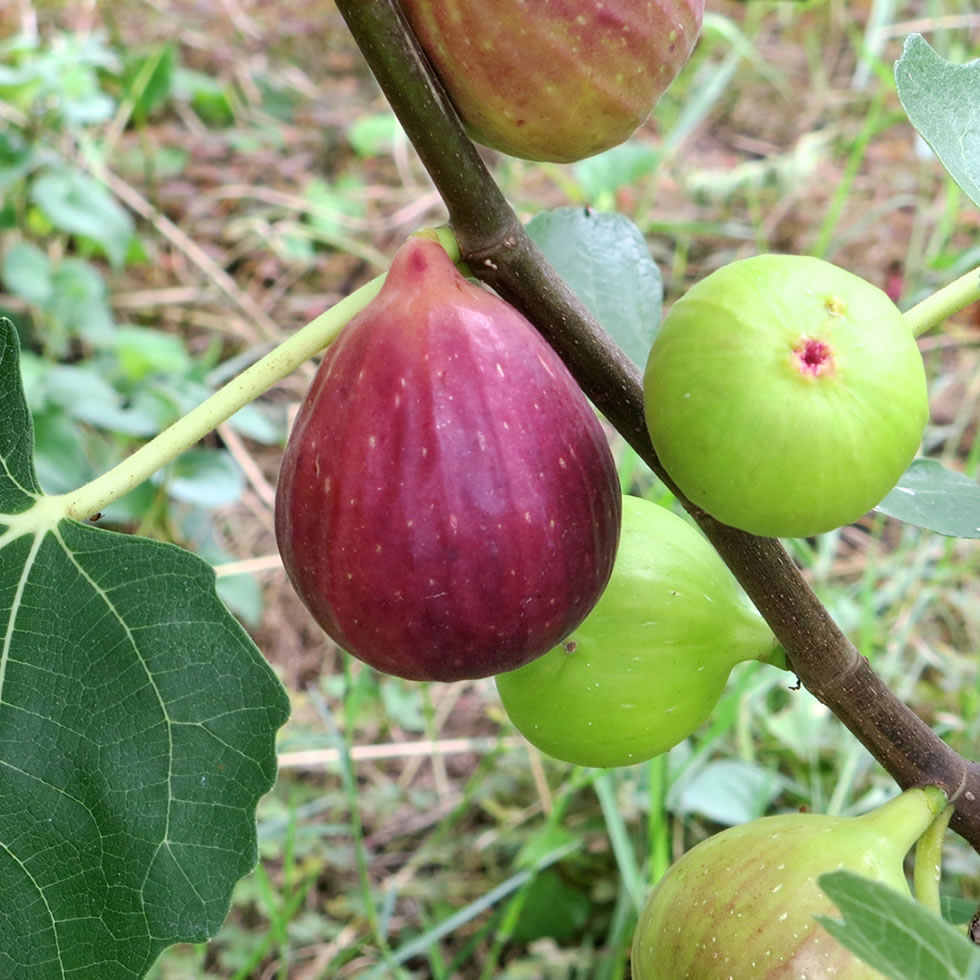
[[275, 237, 621, 682], [397, 0, 705, 163], [631, 786, 947, 979]]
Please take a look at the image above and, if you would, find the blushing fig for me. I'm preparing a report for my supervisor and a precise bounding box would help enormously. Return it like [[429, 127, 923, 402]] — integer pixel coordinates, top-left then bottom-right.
[[631, 786, 947, 979], [398, 0, 705, 163], [643, 255, 928, 538], [275, 237, 621, 682], [496, 495, 781, 768]]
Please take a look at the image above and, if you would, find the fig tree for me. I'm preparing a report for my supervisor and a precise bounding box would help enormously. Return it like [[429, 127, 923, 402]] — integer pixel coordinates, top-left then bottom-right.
[[275, 236, 621, 682], [632, 786, 947, 979], [398, 0, 705, 163], [495, 494, 781, 768], [643, 254, 929, 538]]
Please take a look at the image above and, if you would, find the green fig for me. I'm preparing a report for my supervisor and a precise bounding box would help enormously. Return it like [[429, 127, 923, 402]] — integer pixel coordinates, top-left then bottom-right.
[[275, 237, 621, 683], [495, 495, 781, 768], [632, 786, 947, 979], [643, 254, 928, 538], [398, 0, 705, 163]]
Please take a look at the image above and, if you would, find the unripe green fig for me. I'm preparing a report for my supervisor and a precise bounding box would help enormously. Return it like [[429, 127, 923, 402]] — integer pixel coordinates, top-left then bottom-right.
[[397, 0, 705, 163], [643, 255, 929, 538], [632, 786, 947, 979], [494, 495, 781, 768], [274, 237, 621, 683]]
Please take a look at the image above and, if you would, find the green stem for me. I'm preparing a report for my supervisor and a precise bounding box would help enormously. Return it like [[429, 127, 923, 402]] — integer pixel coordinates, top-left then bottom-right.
[[56, 273, 385, 521], [914, 803, 955, 915], [903, 264, 980, 337], [646, 753, 670, 888]]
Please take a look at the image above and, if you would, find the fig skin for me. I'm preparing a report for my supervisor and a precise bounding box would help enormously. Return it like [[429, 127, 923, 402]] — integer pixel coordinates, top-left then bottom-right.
[[632, 787, 946, 979], [496, 495, 780, 768], [274, 237, 621, 682], [644, 254, 928, 538], [398, 0, 705, 163]]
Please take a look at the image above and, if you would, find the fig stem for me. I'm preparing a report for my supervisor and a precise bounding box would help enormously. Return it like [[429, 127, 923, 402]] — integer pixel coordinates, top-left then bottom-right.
[[857, 785, 947, 854], [914, 802, 955, 915], [337, 0, 980, 853], [54, 272, 386, 522], [903, 264, 980, 337]]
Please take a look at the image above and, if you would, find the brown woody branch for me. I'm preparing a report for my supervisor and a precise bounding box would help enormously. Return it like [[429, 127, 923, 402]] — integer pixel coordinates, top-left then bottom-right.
[[334, 0, 980, 850]]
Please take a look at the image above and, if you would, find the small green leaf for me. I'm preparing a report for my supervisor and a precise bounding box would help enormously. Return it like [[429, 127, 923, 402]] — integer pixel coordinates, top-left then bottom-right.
[[516, 825, 581, 870], [670, 759, 784, 825], [944, 896, 980, 927], [817, 870, 980, 980], [0, 130, 36, 191], [174, 68, 235, 127], [114, 325, 192, 381], [226, 401, 288, 446], [379, 677, 426, 732], [45, 363, 159, 436], [303, 176, 366, 240], [572, 142, 660, 203], [1, 240, 53, 306], [895, 35, 980, 208], [163, 448, 245, 508], [30, 170, 133, 269], [876, 458, 980, 538], [526, 207, 662, 370], [47, 257, 117, 346], [120, 43, 178, 121], [347, 111, 404, 157], [216, 572, 265, 629], [510, 869, 591, 943], [31, 408, 103, 494]]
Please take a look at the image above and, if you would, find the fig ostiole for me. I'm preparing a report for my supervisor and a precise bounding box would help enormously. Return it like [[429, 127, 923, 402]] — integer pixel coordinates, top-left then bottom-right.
[[275, 236, 622, 683], [398, 0, 705, 163], [631, 786, 948, 979], [495, 494, 782, 768], [643, 254, 929, 539]]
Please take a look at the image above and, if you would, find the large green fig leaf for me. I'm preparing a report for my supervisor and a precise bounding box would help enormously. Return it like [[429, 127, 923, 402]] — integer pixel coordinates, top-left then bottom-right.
[[526, 207, 662, 370], [817, 871, 980, 980], [895, 35, 980, 208], [876, 458, 980, 538], [0, 317, 290, 977]]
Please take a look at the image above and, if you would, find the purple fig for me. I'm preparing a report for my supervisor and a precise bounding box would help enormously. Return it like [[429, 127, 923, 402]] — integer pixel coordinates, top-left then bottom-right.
[[275, 237, 621, 682], [398, 0, 706, 163]]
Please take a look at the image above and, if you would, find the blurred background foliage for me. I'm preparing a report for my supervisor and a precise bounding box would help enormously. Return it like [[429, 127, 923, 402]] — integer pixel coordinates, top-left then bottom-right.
[[0, 0, 978, 977]]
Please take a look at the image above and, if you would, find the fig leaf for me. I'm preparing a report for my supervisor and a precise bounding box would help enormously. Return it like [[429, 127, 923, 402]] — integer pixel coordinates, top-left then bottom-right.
[[526, 207, 662, 370], [817, 870, 980, 980], [0, 317, 290, 977], [876, 457, 980, 539], [895, 35, 980, 208]]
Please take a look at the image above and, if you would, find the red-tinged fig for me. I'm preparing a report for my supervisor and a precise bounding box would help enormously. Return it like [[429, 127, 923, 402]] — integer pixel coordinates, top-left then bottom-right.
[[397, 0, 705, 163], [631, 786, 948, 979], [275, 237, 621, 682]]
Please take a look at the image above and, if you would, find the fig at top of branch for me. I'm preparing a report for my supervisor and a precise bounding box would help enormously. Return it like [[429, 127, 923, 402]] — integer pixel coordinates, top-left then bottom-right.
[[397, 0, 705, 163]]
